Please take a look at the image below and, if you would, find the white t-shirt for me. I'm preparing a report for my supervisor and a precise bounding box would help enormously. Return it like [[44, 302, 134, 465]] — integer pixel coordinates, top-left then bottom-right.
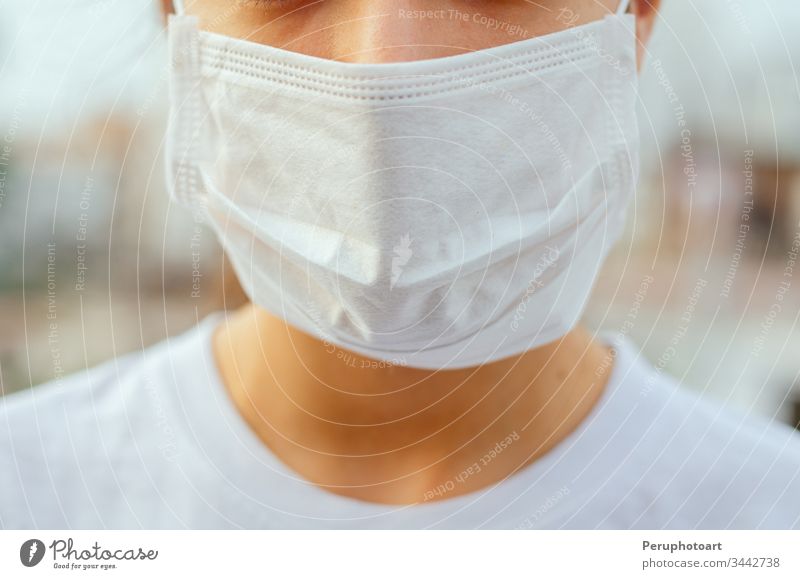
[[2, 311, 800, 529]]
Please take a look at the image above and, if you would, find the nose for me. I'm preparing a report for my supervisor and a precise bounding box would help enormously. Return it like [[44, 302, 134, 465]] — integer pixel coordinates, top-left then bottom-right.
[[330, 0, 472, 63]]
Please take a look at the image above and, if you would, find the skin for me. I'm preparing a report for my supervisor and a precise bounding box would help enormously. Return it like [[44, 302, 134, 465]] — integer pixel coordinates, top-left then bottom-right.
[[177, 0, 660, 505]]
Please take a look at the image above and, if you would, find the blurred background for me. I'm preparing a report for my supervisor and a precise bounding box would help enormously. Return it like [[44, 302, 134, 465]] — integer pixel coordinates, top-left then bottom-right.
[[0, 0, 799, 429]]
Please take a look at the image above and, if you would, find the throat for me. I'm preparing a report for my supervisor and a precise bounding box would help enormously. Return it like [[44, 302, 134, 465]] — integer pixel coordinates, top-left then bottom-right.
[[212, 304, 612, 505]]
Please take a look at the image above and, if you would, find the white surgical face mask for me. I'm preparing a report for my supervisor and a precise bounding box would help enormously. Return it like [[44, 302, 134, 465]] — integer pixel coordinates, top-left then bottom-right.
[[166, 0, 639, 370]]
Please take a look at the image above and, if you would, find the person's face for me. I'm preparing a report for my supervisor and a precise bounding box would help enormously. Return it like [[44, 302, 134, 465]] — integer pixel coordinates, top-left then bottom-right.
[[182, 0, 659, 67]]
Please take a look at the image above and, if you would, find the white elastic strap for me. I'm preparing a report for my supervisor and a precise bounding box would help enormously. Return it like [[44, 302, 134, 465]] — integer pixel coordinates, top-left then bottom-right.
[[617, 0, 632, 15]]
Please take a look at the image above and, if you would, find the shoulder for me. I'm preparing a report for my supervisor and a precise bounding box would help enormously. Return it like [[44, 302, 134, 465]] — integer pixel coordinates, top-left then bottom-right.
[[0, 314, 222, 529], [605, 338, 800, 529], [0, 346, 138, 528]]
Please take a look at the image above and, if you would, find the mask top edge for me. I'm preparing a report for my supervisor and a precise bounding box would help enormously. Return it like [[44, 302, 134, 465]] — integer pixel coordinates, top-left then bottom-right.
[[172, 13, 629, 79]]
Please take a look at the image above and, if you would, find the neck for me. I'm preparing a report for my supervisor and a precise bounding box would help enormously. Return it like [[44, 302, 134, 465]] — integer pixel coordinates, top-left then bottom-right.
[[213, 304, 613, 504]]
